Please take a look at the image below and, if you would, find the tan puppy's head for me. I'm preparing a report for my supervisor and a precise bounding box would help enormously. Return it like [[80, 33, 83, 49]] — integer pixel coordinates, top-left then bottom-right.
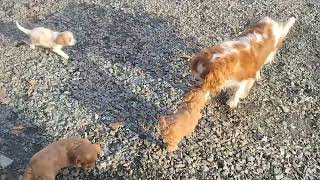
[[55, 31, 76, 46], [69, 142, 102, 168]]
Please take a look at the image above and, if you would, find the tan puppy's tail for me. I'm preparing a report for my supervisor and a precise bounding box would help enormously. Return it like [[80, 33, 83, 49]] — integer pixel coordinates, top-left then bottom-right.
[[16, 21, 31, 35], [281, 17, 296, 39], [21, 165, 33, 180]]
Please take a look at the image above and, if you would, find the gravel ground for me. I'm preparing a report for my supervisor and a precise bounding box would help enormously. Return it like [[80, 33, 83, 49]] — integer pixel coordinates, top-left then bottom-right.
[[0, 0, 319, 179]]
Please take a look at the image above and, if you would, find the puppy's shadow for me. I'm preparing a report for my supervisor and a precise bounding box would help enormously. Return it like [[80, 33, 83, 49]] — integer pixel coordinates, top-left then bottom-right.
[[0, 21, 23, 45], [0, 105, 51, 179], [0, 21, 45, 47]]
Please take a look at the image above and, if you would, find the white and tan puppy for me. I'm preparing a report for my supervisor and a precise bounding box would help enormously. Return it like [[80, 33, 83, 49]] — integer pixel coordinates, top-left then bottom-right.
[[191, 17, 296, 108], [16, 21, 76, 59]]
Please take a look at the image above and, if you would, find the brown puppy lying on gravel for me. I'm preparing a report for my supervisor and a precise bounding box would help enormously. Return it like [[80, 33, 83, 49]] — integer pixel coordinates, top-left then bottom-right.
[[159, 85, 210, 152], [22, 137, 101, 180]]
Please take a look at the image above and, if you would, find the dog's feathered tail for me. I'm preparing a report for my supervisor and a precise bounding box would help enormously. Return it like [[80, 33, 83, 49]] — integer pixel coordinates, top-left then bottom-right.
[[16, 21, 31, 35]]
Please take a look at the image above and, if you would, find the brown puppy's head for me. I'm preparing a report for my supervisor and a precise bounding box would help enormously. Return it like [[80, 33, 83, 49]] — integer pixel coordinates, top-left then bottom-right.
[[55, 31, 76, 46], [69, 142, 102, 168], [159, 116, 168, 140], [159, 116, 178, 152]]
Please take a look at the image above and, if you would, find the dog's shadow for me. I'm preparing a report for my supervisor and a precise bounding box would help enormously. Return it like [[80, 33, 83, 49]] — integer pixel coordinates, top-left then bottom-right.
[[37, 3, 200, 147], [0, 21, 23, 45], [0, 105, 51, 179]]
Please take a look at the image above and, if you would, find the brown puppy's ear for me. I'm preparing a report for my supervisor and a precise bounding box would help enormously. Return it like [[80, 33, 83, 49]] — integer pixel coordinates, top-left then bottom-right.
[[67, 149, 74, 162], [94, 144, 101, 150], [159, 116, 167, 128], [74, 156, 81, 167], [67, 145, 82, 166], [93, 144, 102, 158]]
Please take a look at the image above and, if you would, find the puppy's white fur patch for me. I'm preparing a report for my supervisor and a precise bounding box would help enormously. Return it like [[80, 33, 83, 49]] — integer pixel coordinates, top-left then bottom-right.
[[210, 53, 221, 63], [197, 63, 206, 75], [221, 41, 239, 54]]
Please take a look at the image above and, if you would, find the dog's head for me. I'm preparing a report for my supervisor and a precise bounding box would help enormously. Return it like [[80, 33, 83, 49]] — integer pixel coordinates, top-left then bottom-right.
[[190, 54, 203, 80], [190, 49, 214, 81], [159, 116, 169, 140], [55, 31, 76, 46], [69, 142, 102, 168]]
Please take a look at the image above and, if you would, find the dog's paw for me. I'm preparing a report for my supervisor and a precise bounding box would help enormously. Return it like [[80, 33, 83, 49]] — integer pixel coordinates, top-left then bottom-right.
[[62, 56, 69, 60], [185, 132, 193, 138], [30, 44, 36, 49], [167, 144, 178, 152], [240, 91, 249, 99], [227, 98, 239, 108], [256, 72, 261, 81], [288, 16, 296, 25]]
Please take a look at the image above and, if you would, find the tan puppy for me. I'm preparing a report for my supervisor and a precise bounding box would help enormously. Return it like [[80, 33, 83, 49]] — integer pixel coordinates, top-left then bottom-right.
[[191, 17, 296, 108], [22, 137, 101, 180], [159, 85, 210, 152], [16, 21, 76, 59]]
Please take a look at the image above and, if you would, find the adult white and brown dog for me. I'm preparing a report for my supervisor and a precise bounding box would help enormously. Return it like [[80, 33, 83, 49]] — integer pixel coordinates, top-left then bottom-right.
[[191, 16, 296, 108]]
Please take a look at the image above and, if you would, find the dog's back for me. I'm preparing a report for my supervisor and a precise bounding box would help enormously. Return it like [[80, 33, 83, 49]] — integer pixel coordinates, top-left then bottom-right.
[[29, 27, 56, 48], [191, 17, 296, 108]]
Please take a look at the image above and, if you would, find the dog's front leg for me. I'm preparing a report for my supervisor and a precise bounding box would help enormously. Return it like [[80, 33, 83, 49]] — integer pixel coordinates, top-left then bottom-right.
[[52, 47, 69, 59]]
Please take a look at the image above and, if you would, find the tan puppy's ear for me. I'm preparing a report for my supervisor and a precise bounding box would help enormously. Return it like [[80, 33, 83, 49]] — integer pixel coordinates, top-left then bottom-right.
[[55, 33, 70, 45], [55, 32, 75, 46]]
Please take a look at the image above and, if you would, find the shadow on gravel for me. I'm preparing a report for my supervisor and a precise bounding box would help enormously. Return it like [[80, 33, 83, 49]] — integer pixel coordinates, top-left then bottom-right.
[[0, 20, 44, 46], [40, 3, 198, 143], [0, 105, 51, 179], [0, 21, 21, 43]]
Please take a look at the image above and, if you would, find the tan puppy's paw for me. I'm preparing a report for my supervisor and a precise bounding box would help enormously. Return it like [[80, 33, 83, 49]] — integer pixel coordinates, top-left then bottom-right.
[[167, 144, 178, 152], [227, 98, 239, 108]]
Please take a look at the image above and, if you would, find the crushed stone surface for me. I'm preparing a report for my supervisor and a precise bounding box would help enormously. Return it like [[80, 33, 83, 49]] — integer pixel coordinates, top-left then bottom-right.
[[0, 0, 319, 179]]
